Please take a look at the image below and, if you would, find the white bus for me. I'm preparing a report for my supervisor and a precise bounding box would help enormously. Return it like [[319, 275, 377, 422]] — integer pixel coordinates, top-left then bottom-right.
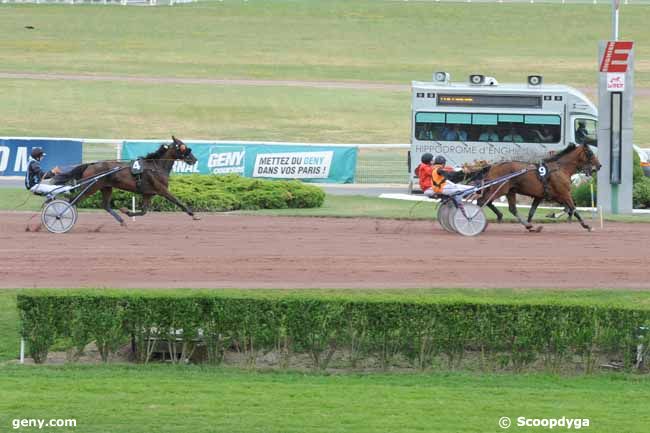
[[409, 73, 599, 191]]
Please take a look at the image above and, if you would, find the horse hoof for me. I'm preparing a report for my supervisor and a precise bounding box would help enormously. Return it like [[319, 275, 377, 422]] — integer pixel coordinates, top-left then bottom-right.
[[120, 221, 128, 228], [533, 226, 543, 233], [119, 207, 129, 215], [585, 226, 592, 232], [192, 215, 201, 221]]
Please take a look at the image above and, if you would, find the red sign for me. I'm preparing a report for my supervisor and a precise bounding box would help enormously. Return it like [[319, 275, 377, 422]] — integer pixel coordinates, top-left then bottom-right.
[[600, 41, 633, 73]]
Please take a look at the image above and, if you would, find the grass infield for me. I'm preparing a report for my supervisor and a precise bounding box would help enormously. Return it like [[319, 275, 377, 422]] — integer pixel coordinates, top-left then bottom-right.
[[0, 364, 649, 433], [3, 288, 650, 431]]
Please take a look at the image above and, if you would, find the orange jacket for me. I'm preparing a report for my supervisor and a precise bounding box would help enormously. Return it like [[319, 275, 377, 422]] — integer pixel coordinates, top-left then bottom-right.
[[430, 164, 447, 193], [415, 163, 433, 191]]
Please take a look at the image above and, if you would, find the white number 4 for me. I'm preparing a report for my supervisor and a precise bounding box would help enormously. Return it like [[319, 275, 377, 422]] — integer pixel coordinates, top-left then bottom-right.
[[133, 161, 141, 170]]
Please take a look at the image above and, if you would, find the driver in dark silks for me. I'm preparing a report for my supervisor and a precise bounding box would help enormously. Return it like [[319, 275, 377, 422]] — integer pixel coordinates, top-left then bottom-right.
[[414, 153, 473, 198], [24, 148, 71, 196]]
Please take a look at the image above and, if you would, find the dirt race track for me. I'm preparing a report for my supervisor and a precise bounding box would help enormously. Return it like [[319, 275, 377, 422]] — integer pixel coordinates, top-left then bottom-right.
[[1, 211, 649, 290]]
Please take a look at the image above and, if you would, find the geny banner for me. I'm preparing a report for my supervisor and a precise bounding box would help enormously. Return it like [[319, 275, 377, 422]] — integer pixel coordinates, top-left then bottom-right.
[[122, 141, 357, 183]]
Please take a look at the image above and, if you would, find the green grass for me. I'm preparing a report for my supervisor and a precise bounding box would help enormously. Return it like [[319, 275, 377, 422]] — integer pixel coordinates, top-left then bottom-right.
[[2, 187, 650, 222], [3, 288, 650, 432], [0, 2, 649, 145], [0, 364, 648, 433], [0, 291, 19, 362], [1, 3, 648, 86]]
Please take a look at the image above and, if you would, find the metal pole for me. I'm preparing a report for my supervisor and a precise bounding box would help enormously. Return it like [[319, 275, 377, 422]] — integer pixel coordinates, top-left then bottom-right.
[[612, 0, 620, 41], [20, 338, 25, 364]]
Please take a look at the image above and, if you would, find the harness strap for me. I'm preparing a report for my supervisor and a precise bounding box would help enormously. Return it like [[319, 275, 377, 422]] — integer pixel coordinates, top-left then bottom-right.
[[536, 163, 557, 201]]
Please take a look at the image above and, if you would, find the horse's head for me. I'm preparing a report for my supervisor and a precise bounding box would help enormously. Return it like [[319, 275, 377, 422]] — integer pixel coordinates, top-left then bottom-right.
[[169, 136, 197, 165], [578, 143, 601, 175]]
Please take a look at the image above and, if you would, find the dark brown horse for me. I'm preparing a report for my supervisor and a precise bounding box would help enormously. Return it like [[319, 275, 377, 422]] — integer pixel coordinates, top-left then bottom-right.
[[56, 136, 199, 226], [473, 143, 601, 232]]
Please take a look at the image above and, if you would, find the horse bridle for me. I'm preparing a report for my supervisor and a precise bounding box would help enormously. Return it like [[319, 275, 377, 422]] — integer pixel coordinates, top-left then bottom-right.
[[173, 142, 194, 164], [579, 145, 598, 176]]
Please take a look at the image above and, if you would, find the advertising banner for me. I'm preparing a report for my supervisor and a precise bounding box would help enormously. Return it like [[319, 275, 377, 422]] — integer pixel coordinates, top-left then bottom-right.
[[0, 139, 83, 177], [122, 141, 357, 183]]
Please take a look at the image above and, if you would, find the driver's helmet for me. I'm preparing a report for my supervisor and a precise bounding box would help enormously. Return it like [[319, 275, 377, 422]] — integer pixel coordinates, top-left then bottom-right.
[[31, 148, 45, 159], [433, 155, 446, 165], [420, 153, 433, 164]]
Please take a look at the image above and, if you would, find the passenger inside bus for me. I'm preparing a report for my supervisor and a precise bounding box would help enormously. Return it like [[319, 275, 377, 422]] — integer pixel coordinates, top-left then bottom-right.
[[414, 112, 562, 144], [503, 126, 524, 143], [442, 124, 468, 141], [417, 124, 434, 140], [531, 126, 555, 143], [478, 126, 500, 142]]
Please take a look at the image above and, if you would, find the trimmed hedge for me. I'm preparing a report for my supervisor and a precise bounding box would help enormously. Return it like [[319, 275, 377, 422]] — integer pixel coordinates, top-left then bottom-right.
[[17, 293, 650, 373], [77, 174, 325, 212]]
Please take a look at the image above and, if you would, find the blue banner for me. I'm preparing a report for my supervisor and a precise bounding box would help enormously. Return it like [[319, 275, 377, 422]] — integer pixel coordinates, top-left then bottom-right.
[[122, 141, 357, 183], [0, 139, 83, 177]]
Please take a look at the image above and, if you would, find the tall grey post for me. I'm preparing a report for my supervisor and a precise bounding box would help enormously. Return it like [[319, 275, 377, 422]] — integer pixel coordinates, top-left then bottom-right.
[[597, 40, 635, 214]]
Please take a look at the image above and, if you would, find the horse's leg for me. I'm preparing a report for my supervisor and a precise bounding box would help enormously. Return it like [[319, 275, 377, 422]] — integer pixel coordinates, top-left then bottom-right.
[[157, 189, 201, 220], [507, 191, 540, 232], [486, 202, 504, 223], [527, 197, 543, 223], [478, 191, 503, 222], [561, 196, 591, 231], [100, 187, 126, 226], [120, 194, 152, 217]]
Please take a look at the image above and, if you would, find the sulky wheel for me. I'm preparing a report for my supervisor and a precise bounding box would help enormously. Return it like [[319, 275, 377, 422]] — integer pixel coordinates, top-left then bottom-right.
[[450, 203, 487, 237], [437, 201, 456, 233], [41, 199, 78, 234]]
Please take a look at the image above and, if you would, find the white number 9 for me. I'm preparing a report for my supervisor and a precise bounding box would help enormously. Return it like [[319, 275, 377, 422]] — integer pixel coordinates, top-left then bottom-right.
[[538, 165, 547, 177]]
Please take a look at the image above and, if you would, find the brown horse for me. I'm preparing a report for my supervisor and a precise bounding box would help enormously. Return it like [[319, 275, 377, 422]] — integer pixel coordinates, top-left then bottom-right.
[[473, 143, 601, 232], [55, 136, 199, 226]]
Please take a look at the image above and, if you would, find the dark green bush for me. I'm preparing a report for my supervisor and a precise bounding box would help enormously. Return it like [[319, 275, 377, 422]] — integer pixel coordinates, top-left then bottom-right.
[[572, 180, 597, 207], [17, 293, 650, 372], [633, 178, 650, 209], [77, 174, 325, 212], [572, 151, 650, 208]]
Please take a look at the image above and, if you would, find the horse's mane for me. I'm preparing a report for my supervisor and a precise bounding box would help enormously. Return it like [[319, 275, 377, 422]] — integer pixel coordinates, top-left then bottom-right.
[[544, 144, 578, 162], [464, 164, 492, 182], [142, 144, 170, 160]]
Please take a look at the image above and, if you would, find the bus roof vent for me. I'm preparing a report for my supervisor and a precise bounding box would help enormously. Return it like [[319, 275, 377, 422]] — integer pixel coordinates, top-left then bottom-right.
[[469, 74, 499, 86], [527, 75, 543, 87], [433, 71, 450, 84]]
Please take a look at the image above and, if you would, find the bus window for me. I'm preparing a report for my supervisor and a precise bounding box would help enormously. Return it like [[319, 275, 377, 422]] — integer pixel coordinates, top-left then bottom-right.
[[574, 119, 597, 146], [415, 112, 444, 141], [524, 115, 562, 144], [414, 112, 561, 143]]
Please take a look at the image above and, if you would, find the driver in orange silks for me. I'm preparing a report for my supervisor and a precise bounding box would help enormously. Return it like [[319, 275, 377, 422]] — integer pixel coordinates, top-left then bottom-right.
[[414, 153, 473, 198]]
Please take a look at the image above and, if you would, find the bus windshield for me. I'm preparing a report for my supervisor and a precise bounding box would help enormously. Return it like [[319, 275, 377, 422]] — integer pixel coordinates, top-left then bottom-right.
[[415, 112, 561, 144]]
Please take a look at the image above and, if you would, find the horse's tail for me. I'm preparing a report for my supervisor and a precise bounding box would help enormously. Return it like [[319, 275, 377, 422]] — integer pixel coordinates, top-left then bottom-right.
[[52, 163, 90, 184]]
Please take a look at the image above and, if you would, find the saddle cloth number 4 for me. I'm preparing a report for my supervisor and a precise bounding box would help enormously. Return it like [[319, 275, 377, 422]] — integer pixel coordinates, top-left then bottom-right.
[[131, 159, 144, 175]]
